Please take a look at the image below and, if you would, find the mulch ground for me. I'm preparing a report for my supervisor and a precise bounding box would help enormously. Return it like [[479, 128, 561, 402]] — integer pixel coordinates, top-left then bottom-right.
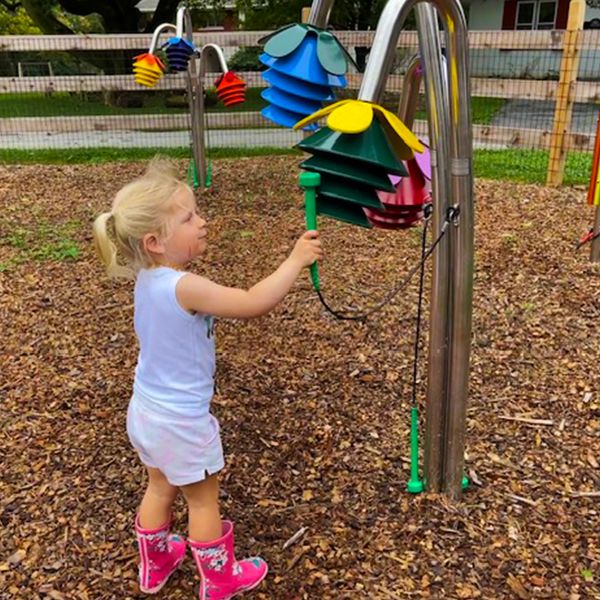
[[1, 156, 599, 600]]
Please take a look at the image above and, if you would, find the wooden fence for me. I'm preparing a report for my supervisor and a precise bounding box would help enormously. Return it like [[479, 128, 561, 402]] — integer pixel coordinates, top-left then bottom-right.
[[1, 29, 599, 184]]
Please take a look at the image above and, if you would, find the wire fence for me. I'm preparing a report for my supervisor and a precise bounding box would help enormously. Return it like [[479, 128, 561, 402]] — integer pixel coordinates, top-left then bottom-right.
[[0, 30, 599, 184]]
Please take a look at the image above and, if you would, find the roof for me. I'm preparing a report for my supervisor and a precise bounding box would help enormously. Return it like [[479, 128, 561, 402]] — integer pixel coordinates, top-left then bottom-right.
[[136, 0, 237, 11]]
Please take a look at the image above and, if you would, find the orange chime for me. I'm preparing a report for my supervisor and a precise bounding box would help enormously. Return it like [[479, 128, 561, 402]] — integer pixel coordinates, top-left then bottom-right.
[[214, 71, 246, 107]]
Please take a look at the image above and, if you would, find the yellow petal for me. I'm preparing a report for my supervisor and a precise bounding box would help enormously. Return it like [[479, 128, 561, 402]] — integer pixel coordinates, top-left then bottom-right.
[[375, 105, 424, 153], [293, 99, 352, 130], [327, 100, 373, 133]]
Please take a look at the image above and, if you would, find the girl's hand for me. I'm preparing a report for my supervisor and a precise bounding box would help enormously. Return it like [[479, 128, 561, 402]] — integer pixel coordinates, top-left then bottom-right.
[[290, 230, 323, 268]]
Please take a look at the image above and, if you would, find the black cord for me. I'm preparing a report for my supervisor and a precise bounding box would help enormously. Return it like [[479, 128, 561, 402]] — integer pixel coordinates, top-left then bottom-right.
[[411, 215, 429, 405], [315, 204, 457, 321]]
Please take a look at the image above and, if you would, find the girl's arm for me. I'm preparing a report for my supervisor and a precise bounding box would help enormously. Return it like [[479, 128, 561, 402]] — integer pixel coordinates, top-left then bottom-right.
[[176, 231, 322, 319]]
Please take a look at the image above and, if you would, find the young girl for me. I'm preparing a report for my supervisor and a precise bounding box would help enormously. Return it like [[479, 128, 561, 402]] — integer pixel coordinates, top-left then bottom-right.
[[92, 158, 322, 599]]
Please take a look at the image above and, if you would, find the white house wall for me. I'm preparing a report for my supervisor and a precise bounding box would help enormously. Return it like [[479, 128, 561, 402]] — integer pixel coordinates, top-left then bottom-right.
[[467, 0, 504, 30]]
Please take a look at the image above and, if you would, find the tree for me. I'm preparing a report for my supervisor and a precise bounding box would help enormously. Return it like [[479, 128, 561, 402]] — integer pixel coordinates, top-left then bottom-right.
[[235, 0, 388, 70], [0, 4, 40, 34], [4, 0, 182, 34]]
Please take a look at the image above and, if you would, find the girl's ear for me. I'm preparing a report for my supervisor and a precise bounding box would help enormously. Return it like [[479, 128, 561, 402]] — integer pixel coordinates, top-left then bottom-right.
[[142, 232, 165, 256]]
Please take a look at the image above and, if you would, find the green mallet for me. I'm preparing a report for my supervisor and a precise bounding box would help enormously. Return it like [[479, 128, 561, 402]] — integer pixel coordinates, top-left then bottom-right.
[[299, 171, 321, 292], [407, 406, 424, 493]]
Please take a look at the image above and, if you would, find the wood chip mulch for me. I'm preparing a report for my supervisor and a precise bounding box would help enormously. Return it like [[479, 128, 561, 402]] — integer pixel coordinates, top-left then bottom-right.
[[1, 157, 599, 600]]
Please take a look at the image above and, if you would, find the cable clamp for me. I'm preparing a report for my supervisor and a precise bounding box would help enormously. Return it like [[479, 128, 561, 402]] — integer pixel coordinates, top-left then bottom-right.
[[446, 204, 460, 226], [423, 202, 433, 221]]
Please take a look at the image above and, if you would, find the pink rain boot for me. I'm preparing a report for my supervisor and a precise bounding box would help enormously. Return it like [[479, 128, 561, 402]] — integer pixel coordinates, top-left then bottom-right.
[[189, 521, 268, 600], [135, 515, 187, 594]]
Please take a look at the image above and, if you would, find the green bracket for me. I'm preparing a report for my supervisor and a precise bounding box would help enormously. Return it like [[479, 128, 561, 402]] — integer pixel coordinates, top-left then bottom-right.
[[299, 171, 321, 292]]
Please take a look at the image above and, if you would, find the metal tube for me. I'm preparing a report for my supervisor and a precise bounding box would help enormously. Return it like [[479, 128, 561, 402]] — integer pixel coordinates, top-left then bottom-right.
[[307, 0, 335, 28], [149, 23, 176, 54], [182, 5, 194, 42], [187, 54, 206, 192], [415, 3, 453, 494], [590, 206, 600, 262], [176, 5, 185, 38], [438, 0, 473, 500], [397, 54, 422, 128], [200, 43, 229, 73]]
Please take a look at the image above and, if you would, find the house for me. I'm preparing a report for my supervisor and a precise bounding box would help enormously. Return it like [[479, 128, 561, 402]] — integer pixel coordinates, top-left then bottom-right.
[[136, 0, 239, 30], [464, 0, 600, 79], [466, 0, 600, 30]]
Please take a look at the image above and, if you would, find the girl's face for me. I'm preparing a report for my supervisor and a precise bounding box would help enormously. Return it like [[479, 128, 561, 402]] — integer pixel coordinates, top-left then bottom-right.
[[161, 186, 208, 266]]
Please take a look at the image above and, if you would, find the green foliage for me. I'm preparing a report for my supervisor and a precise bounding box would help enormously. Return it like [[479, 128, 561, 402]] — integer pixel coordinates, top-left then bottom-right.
[[236, 0, 306, 29], [0, 6, 40, 34], [0, 146, 301, 165], [0, 217, 81, 268], [228, 46, 263, 72]]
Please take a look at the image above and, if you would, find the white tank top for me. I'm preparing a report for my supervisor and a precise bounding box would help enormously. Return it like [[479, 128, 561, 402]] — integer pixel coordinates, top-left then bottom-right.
[[133, 267, 216, 418]]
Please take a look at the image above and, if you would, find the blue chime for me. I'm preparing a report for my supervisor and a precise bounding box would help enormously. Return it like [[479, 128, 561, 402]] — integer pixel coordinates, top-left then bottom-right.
[[259, 24, 352, 131], [164, 37, 196, 72]]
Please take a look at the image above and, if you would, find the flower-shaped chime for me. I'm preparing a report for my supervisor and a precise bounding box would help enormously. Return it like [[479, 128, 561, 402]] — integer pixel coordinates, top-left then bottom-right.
[[365, 148, 432, 229], [164, 36, 196, 71], [295, 99, 424, 228], [215, 71, 246, 107], [259, 23, 353, 130], [132, 53, 166, 88]]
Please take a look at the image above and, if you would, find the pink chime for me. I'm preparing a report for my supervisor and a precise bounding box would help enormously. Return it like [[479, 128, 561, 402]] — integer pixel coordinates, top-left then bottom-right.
[[364, 144, 431, 230]]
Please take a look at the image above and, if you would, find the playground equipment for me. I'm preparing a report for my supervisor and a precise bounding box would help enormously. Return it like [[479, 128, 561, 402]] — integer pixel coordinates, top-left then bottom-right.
[[587, 108, 600, 261], [133, 5, 246, 191], [258, 0, 353, 129], [295, 0, 473, 499]]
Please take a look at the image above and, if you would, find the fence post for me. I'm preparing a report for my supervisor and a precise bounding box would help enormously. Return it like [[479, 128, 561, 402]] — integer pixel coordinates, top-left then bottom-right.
[[546, 0, 585, 186]]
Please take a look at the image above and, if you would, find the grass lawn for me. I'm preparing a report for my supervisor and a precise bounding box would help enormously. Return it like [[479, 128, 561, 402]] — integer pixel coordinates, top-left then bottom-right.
[[0, 146, 592, 186], [0, 89, 505, 124], [0, 88, 268, 118]]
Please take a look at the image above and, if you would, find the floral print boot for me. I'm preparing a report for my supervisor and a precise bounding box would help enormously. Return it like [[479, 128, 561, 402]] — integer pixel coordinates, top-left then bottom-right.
[[189, 521, 268, 600], [135, 515, 186, 594]]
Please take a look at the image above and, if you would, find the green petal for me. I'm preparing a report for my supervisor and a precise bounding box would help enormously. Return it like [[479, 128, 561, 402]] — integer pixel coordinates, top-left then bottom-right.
[[316, 31, 347, 75], [264, 24, 308, 57], [257, 23, 296, 45]]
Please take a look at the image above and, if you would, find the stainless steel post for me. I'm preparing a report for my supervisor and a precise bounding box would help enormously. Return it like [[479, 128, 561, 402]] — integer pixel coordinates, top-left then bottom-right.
[[590, 206, 600, 262], [414, 4, 453, 494], [359, 0, 473, 499], [307, 0, 335, 27]]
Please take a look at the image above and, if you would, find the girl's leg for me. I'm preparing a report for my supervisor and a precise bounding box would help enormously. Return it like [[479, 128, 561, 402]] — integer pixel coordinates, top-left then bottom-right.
[[138, 466, 179, 529], [180, 473, 221, 541]]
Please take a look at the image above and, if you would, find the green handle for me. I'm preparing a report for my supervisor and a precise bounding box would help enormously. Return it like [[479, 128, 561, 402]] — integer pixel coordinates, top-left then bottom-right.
[[407, 406, 424, 494], [299, 171, 321, 291]]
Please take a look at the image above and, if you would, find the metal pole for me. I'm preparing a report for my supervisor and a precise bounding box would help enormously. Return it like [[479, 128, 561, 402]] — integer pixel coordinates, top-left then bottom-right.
[[439, 0, 473, 499], [307, 0, 335, 27], [358, 0, 473, 499], [591, 206, 600, 262], [414, 4, 453, 494]]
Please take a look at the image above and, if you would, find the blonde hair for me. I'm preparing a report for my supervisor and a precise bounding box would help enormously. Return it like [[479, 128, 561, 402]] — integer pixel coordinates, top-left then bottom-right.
[[92, 157, 190, 279]]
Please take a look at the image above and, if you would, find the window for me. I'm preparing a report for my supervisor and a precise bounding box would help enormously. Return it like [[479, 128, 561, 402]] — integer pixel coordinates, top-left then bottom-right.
[[515, 0, 557, 30]]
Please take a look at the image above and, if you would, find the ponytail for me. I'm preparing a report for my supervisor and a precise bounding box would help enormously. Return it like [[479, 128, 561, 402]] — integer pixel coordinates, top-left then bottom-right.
[[92, 211, 135, 280], [91, 157, 189, 280]]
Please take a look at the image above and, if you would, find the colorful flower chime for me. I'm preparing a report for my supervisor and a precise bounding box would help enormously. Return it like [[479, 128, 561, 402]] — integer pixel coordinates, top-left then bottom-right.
[[215, 71, 246, 107], [295, 99, 426, 229], [132, 53, 166, 88], [259, 24, 352, 130]]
